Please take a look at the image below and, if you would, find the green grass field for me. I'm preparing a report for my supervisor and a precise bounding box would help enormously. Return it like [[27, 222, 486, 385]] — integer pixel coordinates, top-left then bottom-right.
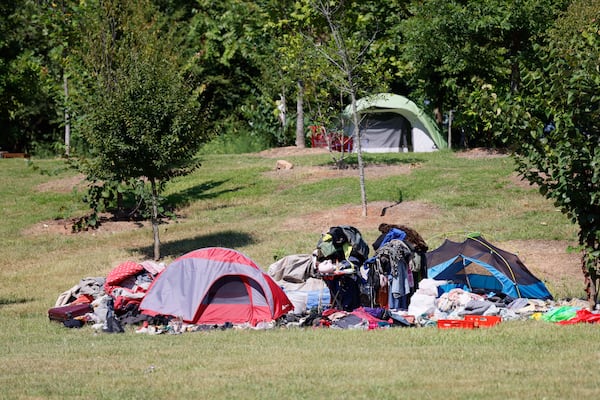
[[1, 150, 597, 400]]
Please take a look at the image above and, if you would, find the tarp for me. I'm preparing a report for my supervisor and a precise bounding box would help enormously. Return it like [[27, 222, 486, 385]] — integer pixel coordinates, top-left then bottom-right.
[[426, 235, 553, 300], [140, 247, 293, 326], [343, 93, 447, 152]]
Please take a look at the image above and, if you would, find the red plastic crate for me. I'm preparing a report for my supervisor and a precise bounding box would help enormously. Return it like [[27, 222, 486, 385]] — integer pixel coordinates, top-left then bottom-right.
[[437, 319, 475, 329], [463, 315, 502, 327], [310, 133, 329, 148]]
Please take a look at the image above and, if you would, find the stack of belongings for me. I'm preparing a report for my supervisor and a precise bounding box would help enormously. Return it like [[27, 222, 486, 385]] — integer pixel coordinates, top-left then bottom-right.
[[268, 254, 330, 315], [361, 223, 429, 311], [48, 260, 166, 332], [314, 225, 370, 311]]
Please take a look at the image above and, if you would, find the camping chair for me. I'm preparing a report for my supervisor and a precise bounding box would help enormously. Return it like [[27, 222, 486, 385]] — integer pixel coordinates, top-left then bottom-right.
[[319, 269, 360, 312]]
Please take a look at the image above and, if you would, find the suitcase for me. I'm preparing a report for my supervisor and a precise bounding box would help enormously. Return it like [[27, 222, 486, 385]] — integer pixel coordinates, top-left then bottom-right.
[[48, 303, 93, 322]]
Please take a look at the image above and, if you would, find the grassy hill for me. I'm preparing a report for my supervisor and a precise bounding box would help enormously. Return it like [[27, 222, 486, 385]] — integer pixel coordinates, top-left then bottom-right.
[[1, 149, 596, 400]]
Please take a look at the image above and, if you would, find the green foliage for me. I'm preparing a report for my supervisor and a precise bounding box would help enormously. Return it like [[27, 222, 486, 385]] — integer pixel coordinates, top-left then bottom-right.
[[73, 0, 205, 180], [70, 176, 171, 232], [265, 0, 399, 136], [200, 131, 271, 155], [507, 0, 600, 303], [69, 0, 207, 257], [0, 1, 67, 154], [184, 0, 286, 145], [458, 79, 513, 147], [398, 0, 569, 145]]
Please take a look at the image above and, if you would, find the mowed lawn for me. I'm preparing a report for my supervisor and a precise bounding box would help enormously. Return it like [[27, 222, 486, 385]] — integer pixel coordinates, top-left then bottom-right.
[[1, 150, 598, 400]]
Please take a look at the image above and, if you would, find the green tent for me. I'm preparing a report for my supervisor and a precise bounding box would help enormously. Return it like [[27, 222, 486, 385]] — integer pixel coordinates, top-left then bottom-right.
[[343, 93, 447, 152]]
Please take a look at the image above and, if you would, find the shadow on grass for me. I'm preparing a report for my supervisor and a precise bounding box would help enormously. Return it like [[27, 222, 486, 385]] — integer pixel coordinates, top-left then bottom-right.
[[0, 297, 33, 308], [134, 230, 256, 259], [165, 179, 245, 209], [317, 153, 427, 167]]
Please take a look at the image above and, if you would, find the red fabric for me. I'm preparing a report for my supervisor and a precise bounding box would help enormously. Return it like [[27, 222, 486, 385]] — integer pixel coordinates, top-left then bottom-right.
[[351, 307, 391, 330], [178, 247, 260, 269], [192, 303, 274, 326], [322, 308, 342, 317], [557, 309, 600, 325], [104, 261, 145, 295], [71, 294, 94, 305]]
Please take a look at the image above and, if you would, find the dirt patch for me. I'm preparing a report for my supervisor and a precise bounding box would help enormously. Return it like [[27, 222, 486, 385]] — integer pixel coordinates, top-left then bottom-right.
[[501, 239, 582, 285], [508, 172, 538, 189], [35, 174, 87, 193], [260, 145, 512, 159], [261, 146, 421, 182], [454, 147, 510, 159], [23, 213, 150, 236], [264, 163, 416, 184], [282, 200, 440, 234], [257, 146, 330, 158]]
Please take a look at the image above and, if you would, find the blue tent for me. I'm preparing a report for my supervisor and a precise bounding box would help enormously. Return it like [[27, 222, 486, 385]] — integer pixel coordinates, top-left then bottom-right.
[[426, 235, 553, 300]]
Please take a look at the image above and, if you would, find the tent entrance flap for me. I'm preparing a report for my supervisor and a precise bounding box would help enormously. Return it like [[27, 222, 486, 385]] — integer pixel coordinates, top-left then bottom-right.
[[343, 93, 447, 153], [358, 112, 411, 152], [432, 256, 505, 294], [202, 276, 267, 305], [425, 236, 553, 300]]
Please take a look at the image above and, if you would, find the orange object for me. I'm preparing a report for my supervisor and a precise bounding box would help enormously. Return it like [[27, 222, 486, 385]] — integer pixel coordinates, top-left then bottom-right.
[[463, 315, 502, 327], [437, 319, 475, 329], [377, 285, 389, 309]]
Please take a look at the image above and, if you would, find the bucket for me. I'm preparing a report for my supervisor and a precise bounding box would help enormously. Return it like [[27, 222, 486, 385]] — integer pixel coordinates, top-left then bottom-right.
[[286, 291, 308, 315]]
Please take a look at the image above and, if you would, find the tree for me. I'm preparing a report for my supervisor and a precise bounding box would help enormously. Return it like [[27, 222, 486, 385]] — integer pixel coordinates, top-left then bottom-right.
[[262, 0, 335, 149], [303, 0, 381, 216], [41, 0, 82, 157], [184, 0, 288, 149], [507, 0, 600, 306], [266, 0, 408, 153], [398, 0, 569, 148], [0, 1, 65, 154], [72, 0, 206, 260]]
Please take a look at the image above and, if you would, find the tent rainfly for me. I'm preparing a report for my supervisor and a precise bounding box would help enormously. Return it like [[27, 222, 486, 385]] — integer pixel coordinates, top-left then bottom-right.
[[426, 235, 553, 300], [140, 247, 293, 326], [343, 93, 447, 153]]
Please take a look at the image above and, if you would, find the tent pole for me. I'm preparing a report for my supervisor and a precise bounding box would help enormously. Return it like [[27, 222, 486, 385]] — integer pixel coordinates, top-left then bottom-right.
[[469, 236, 523, 298], [463, 258, 472, 292]]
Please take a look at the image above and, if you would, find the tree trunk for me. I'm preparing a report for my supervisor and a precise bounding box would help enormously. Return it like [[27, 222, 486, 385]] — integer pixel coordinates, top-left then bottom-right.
[[447, 110, 453, 150], [150, 178, 161, 261], [349, 91, 367, 217], [316, 0, 367, 216], [582, 250, 599, 309], [63, 74, 70, 157], [433, 107, 443, 125], [295, 80, 305, 148]]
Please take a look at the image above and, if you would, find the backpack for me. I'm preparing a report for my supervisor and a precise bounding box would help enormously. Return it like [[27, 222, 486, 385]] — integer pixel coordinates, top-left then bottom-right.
[[316, 225, 370, 265]]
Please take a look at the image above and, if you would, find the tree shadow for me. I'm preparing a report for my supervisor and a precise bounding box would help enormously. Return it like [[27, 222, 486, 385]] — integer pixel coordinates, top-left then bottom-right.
[[0, 297, 33, 308], [165, 179, 246, 209], [317, 153, 428, 168], [134, 230, 257, 260]]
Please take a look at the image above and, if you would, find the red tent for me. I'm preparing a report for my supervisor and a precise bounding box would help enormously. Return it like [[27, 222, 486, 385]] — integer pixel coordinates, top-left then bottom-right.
[[140, 247, 293, 326]]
